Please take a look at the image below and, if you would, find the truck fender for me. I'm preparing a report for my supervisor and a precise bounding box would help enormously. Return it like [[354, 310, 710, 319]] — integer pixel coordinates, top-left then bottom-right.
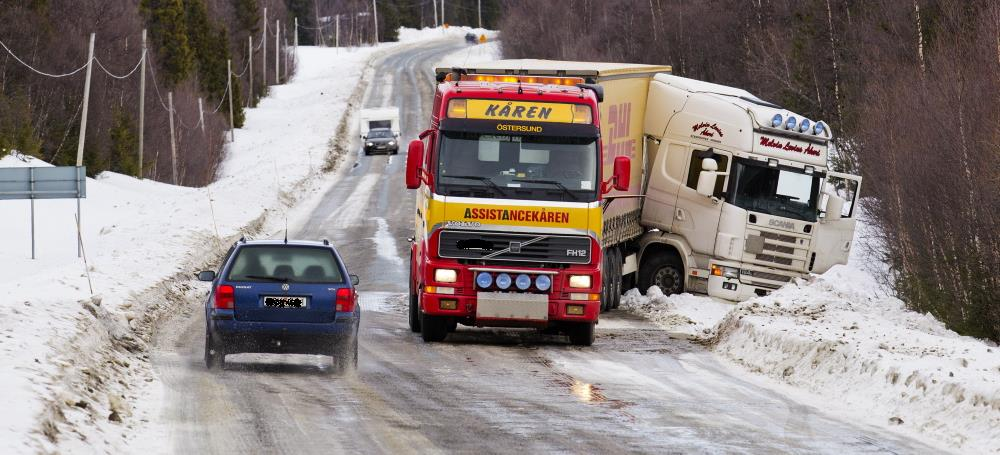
[[637, 231, 695, 273]]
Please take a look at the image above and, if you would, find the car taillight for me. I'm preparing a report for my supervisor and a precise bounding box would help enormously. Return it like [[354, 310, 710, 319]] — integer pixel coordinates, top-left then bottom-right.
[[336, 288, 355, 312], [214, 284, 235, 309]]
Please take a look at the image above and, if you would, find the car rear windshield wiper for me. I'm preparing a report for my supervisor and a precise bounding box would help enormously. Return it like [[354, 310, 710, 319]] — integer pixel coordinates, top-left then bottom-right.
[[245, 275, 290, 282], [512, 179, 578, 201], [442, 175, 508, 198]]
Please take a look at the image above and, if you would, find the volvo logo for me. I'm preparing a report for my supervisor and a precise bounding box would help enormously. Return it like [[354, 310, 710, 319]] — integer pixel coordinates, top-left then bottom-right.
[[281, 283, 290, 291]]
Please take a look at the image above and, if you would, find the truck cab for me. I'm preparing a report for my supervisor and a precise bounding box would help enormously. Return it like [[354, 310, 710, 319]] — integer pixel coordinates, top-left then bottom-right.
[[404, 70, 631, 345], [640, 74, 861, 300]]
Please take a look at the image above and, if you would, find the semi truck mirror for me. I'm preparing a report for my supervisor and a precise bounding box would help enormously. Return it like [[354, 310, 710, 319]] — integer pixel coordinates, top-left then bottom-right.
[[696, 158, 718, 197], [406, 140, 425, 189], [613, 156, 631, 191], [825, 194, 845, 221]]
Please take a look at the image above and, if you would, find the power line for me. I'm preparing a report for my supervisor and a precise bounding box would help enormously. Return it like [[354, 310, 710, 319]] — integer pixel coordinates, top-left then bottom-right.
[[0, 37, 90, 78], [94, 52, 144, 80]]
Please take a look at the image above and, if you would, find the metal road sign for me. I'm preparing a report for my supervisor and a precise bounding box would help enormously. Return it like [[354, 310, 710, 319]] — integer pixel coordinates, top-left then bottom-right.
[[0, 166, 86, 200]]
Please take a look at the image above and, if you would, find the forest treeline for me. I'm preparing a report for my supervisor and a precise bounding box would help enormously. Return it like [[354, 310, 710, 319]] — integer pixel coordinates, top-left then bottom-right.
[[500, 0, 1000, 340], [0, 0, 496, 185]]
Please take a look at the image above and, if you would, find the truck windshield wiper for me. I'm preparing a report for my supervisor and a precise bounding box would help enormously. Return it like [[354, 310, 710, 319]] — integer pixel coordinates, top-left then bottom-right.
[[442, 175, 508, 197], [512, 179, 578, 201], [245, 275, 290, 282]]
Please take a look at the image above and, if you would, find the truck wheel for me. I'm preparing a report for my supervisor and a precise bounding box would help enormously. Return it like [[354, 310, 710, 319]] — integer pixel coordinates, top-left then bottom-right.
[[204, 331, 224, 370], [600, 253, 611, 312], [567, 322, 595, 346], [408, 290, 422, 333], [638, 253, 684, 295], [446, 318, 458, 333], [421, 313, 448, 342], [610, 248, 623, 309], [408, 251, 422, 333]]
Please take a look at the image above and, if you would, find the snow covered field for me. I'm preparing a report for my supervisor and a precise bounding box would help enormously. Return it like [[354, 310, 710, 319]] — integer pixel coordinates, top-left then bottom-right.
[[0, 28, 464, 453], [621, 263, 1000, 453]]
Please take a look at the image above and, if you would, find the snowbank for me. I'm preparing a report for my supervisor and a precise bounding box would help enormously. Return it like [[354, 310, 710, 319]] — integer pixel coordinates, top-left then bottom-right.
[[621, 265, 1000, 453], [0, 43, 380, 452], [713, 265, 1000, 453]]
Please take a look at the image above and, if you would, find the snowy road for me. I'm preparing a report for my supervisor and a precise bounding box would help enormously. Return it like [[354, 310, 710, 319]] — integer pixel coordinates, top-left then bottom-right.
[[151, 39, 938, 454]]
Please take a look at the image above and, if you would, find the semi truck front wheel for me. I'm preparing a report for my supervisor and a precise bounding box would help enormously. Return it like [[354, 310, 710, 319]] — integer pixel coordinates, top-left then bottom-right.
[[639, 254, 684, 296]]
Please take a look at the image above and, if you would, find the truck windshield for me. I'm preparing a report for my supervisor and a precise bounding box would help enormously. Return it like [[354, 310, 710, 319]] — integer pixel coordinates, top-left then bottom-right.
[[436, 131, 599, 202], [728, 159, 821, 222]]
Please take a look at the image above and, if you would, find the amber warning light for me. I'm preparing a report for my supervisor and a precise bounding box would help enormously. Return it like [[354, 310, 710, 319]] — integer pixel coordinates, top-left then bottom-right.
[[444, 73, 586, 87]]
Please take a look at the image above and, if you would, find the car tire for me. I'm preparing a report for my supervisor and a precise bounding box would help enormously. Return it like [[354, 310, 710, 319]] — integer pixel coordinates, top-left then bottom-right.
[[638, 252, 684, 296], [204, 331, 224, 370], [567, 322, 595, 346], [421, 312, 448, 342]]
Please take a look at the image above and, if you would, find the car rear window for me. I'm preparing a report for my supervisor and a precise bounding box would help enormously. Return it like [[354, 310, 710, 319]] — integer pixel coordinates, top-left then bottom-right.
[[227, 246, 344, 283]]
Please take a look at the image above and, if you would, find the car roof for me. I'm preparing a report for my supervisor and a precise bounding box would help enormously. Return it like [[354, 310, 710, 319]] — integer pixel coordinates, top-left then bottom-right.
[[237, 239, 333, 248]]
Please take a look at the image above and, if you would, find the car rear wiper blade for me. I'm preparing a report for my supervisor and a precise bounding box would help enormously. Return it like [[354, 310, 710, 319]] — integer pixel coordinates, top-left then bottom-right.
[[511, 178, 578, 201], [442, 175, 508, 198], [245, 275, 290, 282]]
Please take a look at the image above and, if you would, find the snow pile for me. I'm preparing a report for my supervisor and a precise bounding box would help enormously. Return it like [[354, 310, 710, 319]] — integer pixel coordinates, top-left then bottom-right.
[[396, 25, 496, 43], [619, 287, 732, 340], [711, 265, 1000, 454], [0, 43, 381, 453]]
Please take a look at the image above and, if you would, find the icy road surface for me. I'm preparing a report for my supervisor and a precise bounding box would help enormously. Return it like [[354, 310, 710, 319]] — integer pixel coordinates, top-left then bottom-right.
[[151, 39, 939, 454]]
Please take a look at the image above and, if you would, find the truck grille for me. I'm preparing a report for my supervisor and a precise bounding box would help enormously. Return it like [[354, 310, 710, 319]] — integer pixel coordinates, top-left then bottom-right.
[[438, 230, 592, 264]]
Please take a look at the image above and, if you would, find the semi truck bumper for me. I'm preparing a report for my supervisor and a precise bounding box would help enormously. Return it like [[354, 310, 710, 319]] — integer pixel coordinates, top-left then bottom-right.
[[420, 291, 600, 327]]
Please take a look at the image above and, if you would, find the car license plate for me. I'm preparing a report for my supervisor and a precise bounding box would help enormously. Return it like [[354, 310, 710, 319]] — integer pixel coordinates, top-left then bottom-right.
[[476, 292, 548, 321], [263, 296, 308, 308]]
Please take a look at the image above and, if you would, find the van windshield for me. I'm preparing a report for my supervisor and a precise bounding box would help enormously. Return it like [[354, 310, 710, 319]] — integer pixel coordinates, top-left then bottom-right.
[[728, 159, 821, 222], [436, 131, 599, 202], [228, 246, 344, 283]]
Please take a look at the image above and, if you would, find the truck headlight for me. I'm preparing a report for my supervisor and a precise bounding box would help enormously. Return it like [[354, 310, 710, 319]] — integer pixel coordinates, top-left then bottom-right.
[[434, 268, 457, 283], [568, 275, 591, 288], [711, 264, 739, 279]]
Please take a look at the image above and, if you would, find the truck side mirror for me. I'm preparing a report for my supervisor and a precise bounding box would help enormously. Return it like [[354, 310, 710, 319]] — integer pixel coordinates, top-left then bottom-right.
[[696, 158, 718, 197], [825, 194, 845, 221], [613, 156, 630, 191], [406, 140, 425, 189]]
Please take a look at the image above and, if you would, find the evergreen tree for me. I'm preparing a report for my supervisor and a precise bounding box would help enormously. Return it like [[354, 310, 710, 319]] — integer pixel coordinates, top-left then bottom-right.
[[107, 109, 139, 177], [140, 0, 194, 87]]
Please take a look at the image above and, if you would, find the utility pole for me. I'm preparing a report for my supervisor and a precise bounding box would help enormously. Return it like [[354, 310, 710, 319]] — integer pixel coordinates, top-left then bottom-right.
[[294, 17, 299, 49], [314, 0, 324, 46], [441, 0, 445, 25], [76, 33, 95, 168], [167, 92, 177, 185], [248, 36, 253, 106], [138, 29, 146, 178], [336, 14, 340, 48], [167, 91, 177, 185], [275, 19, 280, 83], [478, 0, 482, 28], [197, 97, 205, 136], [372, 0, 379, 44], [433, 0, 438, 27], [262, 7, 268, 87], [227, 59, 235, 142]]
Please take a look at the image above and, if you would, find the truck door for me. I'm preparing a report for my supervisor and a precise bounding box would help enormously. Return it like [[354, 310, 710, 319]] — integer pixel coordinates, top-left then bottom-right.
[[641, 141, 686, 231], [810, 172, 862, 273], [671, 148, 728, 255]]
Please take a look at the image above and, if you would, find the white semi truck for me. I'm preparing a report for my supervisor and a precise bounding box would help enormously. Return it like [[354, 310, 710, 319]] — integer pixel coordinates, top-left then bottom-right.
[[358, 107, 401, 139], [449, 61, 862, 306]]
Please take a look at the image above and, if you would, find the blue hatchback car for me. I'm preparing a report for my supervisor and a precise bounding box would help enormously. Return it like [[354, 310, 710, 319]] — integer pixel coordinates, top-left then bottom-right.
[[196, 239, 361, 373]]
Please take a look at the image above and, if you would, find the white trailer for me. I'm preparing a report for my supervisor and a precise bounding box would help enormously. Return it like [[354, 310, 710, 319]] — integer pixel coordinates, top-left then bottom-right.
[[358, 107, 400, 139]]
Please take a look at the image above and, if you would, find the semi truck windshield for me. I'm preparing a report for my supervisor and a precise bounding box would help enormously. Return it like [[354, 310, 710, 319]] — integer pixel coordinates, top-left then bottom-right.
[[728, 159, 821, 222], [436, 131, 599, 202]]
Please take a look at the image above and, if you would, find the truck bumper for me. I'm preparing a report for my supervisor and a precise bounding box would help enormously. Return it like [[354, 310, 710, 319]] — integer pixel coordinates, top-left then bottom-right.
[[706, 260, 805, 301], [420, 291, 600, 327]]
